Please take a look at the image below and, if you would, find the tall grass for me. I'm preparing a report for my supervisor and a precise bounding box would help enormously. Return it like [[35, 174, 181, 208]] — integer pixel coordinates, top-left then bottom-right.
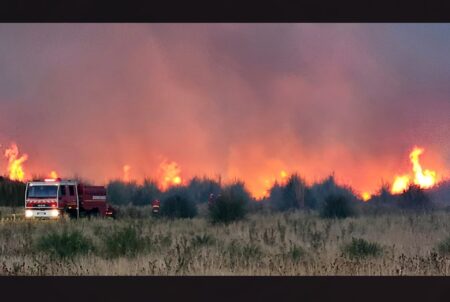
[[1, 210, 450, 275]]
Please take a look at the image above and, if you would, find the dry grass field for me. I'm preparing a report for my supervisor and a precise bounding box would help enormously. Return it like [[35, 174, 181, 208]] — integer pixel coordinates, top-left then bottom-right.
[[1, 206, 450, 276]]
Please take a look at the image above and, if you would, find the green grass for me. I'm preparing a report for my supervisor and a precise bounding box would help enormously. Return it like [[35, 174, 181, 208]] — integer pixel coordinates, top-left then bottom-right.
[[342, 237, 383, 259], [436, 237, 450, 256], [35, 229, 94, 259], [102, 225, 148, 258], [191, 234, 215, 247]]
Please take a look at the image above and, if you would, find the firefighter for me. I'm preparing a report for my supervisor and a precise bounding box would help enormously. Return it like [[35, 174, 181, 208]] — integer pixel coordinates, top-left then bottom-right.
[[208, 193, 222, 208], [151, 199, 161, 216], [208, 193, 215, 208]]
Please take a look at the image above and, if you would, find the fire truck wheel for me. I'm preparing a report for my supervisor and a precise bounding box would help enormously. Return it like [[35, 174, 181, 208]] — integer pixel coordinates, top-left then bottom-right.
[[89, 209, 100, 219], [68, 212, 78, 219]]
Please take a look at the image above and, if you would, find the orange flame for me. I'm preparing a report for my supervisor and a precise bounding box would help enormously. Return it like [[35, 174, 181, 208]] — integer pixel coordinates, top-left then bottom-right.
[[158, 160, 182, 190], [280, 170, 288, 181], [49, 171, 58, 179], [391, 147, 437, 194], [4, 143, 28, 181], [391, 175, 410, 194], [123, 164, 131, 182], [257, 170, 290, 199], [410, 148, 436, 189], [260, 179, 272, 199], [361, 192, 371, 202]]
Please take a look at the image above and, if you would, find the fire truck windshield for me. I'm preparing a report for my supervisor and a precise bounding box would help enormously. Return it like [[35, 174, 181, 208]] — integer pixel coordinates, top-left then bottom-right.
[[27, 185, 58, 198]]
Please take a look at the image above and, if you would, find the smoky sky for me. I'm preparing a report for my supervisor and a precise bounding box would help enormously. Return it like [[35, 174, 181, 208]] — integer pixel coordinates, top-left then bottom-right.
[[0, 24, 449, 194]]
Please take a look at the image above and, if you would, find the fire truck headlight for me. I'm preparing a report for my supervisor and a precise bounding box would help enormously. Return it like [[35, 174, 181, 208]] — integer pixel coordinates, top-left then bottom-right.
[[50, 209, 59, 217], [25, 210, 33, 218]]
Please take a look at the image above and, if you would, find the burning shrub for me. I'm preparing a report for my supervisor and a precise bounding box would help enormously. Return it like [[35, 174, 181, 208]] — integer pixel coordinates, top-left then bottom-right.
[[361, 183, 400, 215], [397, 185, 433, 211], [132, 179, 161, 206], [187, 176, 221, 204], [309, 175, 359, 210], [429, 180, 450, 206], [160, 188, 197, 219], [35, 229, 94, 259], [103, 225, 147, 258], [269, 174, 310, 211], [320, 194, 357, 219], [268, 174, 359, 212], [268, 182, 283, 208], [106, 180, 138, 205], [107, 179, 162, 206], [377, 183, 395, 203], [342, 238, 383, 259], [208, 182, 250, 224]]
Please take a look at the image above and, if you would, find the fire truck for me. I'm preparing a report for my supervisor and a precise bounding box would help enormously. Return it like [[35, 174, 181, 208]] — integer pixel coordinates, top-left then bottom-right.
[[24, 178, 116, 219], [151, 199, 160, 216]]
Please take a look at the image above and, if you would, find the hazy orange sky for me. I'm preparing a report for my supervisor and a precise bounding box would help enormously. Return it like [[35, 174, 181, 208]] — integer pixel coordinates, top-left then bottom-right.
[[0, 24, 449, 197]]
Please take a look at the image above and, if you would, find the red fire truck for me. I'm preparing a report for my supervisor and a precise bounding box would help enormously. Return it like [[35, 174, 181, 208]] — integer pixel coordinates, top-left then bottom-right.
[[151, 199, 161, 216], [24, 178, 116, 219]]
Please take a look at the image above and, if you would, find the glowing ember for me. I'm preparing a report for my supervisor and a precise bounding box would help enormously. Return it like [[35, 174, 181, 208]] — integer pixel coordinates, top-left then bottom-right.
[[159, 160, 183, 190], [391, 147, 437, 194], [123, 164, 131, 182], [4, 143, 28, 181], [49, 171, 58, 179], [362, 192, 371, 202]]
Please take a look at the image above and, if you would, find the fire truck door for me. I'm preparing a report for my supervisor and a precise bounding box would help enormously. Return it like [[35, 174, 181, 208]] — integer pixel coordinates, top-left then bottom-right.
[[67, 185, 77, 208], [58, 185, 68, 206], [58, 185, 77, 208]]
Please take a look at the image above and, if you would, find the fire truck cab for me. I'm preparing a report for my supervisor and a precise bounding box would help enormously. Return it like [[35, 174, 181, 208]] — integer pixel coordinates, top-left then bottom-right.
[[24, 178, 115, 219]]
